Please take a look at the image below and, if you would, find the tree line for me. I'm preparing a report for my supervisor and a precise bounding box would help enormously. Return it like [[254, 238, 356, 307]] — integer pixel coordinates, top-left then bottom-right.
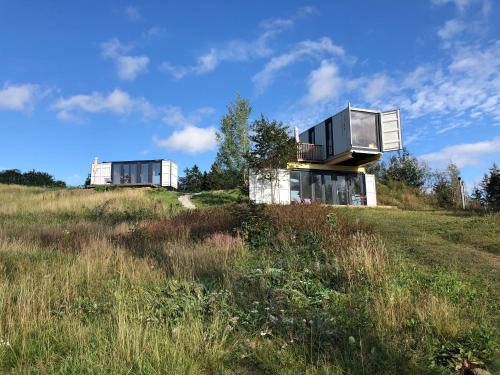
[[0, 169, 66, 188]]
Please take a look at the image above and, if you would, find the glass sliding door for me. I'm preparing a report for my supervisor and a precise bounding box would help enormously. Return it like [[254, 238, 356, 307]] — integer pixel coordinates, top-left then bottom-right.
[[290, 171, 301, 203], [335, 175, 348, 205], [152, 162, 161, 185], [324, 174, 334, 204], [112, 163, 121, 184], [139, 162, 149, 184], [312, 173, 322, 203], [300, 171, 312, 201], [130, 164, 137, 184], [122, 164, 130, 184]]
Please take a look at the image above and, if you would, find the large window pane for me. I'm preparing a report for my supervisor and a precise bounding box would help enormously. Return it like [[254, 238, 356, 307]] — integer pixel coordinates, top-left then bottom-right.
[[140, 163, 149, 184], [336, 175, 348, 205], [152, 162, 161, 185], [112, 163, 121, 184], [324, 174, 334, 204], [290, 171, 301, 203], [313, 173, 322, 202], [351, 110, 378, 149], [300, 171, 312, 200], [122, 164, 130, 184], [130, 163, 137, 184]]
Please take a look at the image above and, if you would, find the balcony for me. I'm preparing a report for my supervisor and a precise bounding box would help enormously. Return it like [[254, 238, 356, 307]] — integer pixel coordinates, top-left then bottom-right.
[[297, 143, 323, 162]]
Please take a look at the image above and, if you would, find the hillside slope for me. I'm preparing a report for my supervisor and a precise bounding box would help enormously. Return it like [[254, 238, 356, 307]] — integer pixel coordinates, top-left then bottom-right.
[[0, 184, 498, 374]]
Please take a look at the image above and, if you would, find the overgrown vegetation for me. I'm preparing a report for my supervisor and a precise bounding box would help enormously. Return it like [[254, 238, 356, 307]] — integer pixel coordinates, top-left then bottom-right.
[[0, 183, 498, 373]]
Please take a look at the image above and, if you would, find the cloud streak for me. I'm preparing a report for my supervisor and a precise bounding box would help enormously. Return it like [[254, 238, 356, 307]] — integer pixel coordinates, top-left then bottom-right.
[[101, 38, 149, 80], [160, 6, 318, 79]]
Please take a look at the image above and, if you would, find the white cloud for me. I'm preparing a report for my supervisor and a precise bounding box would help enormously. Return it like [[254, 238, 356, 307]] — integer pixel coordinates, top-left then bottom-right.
[[124, 5, 142, 22], [0, 83, 40, 112], [253, 37, 345, 93], [420, 136, 500, 168], [101, 38, 149, 80], [161, 106, 215, 127], [303, 60, 342, 104], [431, 0, 491, 15], [154, 125, 217, 154], [52, 89, 153, 122], [160, 7, 318, 79], [437, 19, 466, 39]]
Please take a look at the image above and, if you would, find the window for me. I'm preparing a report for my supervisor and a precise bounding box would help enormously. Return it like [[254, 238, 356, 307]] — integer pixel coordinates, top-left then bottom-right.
[[313, 173, 322, 202], [308, 128, 315, 144], [152, 162, 161, 185], [122, 164, 130, 184], [140, 162, 149, 184], [300, 171, 312, 200], [290, 171, 301, 202], [130, 164, 137, 184], [350, 110, 379, 150], [112, 163, 121, 184]]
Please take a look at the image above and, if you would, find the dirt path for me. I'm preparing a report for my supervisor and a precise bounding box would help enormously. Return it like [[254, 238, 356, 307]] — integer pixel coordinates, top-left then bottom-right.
[[178, 194, 196, 209]]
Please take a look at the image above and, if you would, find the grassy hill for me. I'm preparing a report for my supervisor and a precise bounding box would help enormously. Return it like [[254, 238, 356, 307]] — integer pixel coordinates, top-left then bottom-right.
[[0, 184, 498, 374]]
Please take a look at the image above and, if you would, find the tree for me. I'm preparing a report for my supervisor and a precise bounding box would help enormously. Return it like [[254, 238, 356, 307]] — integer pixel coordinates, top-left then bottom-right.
[[481, 163, 500, 210], [178, 165, 204, 192], [214, 94, 251, 189], [247, 115, 296, 203], [385, 148, 429, 190], [432, 162, 462, 209]]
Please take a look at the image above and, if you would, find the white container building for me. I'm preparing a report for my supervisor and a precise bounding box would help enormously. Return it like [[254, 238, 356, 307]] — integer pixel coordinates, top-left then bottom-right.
[[249, 104, 403, 206], [90, 158, 178, 189]]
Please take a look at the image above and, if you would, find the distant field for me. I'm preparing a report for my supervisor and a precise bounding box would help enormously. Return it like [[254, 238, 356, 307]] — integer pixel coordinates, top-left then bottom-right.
[[0, 184, 498, 374]]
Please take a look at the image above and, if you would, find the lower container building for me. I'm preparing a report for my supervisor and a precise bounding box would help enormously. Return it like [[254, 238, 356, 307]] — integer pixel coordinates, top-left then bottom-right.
[[90, 158, 178, 189]]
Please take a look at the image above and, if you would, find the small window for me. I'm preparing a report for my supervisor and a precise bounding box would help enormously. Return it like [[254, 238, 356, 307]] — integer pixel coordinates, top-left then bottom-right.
[[308, 128, 315, 144]]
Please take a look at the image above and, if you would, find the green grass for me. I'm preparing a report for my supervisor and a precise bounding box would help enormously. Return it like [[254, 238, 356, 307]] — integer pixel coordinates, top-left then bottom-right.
[[190, 189, 247, 208], [0, 184, 498, 374]]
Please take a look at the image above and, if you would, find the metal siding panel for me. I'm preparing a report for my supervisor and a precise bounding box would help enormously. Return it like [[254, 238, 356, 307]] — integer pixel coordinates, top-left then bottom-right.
[[332, 107, 350, 156], [315, 122, 326, 159], [381, 109, 402, 151]]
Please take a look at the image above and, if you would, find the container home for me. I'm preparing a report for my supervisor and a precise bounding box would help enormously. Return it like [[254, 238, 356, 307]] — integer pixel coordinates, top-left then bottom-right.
[[249, 104, 402, 206], [90, 158, 178, 189]]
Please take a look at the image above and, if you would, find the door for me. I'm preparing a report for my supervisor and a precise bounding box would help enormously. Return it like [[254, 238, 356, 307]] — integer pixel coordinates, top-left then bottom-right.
[[335, 175, 348, 205], [381, 109, 402, 151], [323, 174, 334, 204], [365, 174, 377, 206]]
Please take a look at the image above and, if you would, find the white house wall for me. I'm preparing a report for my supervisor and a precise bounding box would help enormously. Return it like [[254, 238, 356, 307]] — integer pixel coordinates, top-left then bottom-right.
[[249, 170, 290, 204], [365, 174, 377, 206], [90, 162, 112, 185]]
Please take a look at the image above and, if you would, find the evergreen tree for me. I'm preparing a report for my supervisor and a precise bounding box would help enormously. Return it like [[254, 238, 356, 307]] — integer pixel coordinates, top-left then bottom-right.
[[178, 165, 204, 192], [214, 94, 251, 188], [385, 147, 429, 190], [482, 163, 500, 210], [247, 115, 295, 203]]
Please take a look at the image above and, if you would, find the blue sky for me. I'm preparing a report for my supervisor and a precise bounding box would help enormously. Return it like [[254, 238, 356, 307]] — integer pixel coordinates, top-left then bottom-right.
[[0, 0, 499, 188]]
